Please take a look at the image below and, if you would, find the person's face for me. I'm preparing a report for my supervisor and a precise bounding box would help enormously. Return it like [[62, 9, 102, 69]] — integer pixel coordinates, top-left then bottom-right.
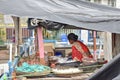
[[69, 40, 74, 44]]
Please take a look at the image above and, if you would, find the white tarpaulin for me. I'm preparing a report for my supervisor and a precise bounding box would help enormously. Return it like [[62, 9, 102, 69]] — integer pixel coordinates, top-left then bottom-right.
[[0, 0, 120, 33]]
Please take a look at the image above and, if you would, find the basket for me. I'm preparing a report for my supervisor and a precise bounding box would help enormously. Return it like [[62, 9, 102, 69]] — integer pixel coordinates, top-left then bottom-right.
[[16, 70, 51, 77], [52, 67, 83, 77]]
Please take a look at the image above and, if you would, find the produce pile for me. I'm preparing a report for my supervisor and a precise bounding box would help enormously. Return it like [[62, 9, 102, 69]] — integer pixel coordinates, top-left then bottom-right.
[[52, 67, 83, 74], [16, 62, 50, 73]]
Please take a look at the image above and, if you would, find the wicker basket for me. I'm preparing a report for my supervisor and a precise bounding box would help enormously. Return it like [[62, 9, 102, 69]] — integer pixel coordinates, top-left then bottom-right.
[[16, 70, 51, 77], [52, 67, 83, 76]]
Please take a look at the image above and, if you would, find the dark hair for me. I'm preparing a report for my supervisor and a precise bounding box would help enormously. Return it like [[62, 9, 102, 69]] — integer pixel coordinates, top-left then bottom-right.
[[67, 33, 78, 41]]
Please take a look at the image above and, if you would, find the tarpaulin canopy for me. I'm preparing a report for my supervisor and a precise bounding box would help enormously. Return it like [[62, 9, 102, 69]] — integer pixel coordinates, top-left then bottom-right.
[[0, 0, 120, 33]]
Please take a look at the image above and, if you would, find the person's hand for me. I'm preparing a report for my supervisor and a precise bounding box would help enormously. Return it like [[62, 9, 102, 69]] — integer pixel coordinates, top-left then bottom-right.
[[83, 52, 93, 58], [73, 57, 79, 61], [89, 54, 93, 58]]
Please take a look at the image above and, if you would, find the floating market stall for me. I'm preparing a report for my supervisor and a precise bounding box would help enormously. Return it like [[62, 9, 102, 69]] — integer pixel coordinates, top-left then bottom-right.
[[1, 0, 120, 79]]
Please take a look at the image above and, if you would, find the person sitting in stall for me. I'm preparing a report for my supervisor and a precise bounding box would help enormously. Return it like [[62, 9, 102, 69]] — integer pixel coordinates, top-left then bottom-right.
[[67, 33, 93, 62]]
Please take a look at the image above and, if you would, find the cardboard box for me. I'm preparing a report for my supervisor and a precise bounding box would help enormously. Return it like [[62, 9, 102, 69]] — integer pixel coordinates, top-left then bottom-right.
[[44, 43, 54, 57]]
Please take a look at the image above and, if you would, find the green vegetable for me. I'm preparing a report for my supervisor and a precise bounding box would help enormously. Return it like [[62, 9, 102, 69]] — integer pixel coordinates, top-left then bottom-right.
[[16, 62, 50, 73]]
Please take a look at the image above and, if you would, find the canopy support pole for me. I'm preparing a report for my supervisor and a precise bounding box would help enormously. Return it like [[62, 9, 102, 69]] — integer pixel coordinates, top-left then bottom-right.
[[103, 32, 112, 61], [93, 31, 97, 60], [37, 27, 45, 65], [12, 16, 21, 56]]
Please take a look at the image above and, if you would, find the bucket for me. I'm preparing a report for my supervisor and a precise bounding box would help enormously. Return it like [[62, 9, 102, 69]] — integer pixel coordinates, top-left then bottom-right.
[[61, 34, 68, 42]]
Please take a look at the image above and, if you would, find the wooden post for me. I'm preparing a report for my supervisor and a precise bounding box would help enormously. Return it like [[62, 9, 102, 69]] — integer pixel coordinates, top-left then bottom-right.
[[37, 27, 45, 65], [103, 32, 112, 61], [112, 33, 120, 57], [12, 16, 22, 56], [93, 31, 97, 59], [19, 20, 22, 45]]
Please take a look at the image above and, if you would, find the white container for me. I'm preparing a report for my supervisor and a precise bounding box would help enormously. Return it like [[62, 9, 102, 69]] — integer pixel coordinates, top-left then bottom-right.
[[0, 63, 9, 75]]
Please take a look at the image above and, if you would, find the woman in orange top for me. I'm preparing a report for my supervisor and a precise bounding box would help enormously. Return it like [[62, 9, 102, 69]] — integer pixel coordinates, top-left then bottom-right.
[[67, 33, 93, 62]]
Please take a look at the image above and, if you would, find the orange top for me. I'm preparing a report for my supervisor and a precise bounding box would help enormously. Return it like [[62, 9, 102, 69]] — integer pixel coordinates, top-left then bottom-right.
[[72, 41, 93, 61]]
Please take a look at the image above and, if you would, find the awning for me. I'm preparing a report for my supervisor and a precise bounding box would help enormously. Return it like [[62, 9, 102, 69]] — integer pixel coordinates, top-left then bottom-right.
[[0, 0, 120, 33]]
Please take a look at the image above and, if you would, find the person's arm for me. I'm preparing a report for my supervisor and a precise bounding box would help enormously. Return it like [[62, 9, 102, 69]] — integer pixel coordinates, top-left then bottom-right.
[[85, 51, 93, 58], [73, 57, 80, 61]]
